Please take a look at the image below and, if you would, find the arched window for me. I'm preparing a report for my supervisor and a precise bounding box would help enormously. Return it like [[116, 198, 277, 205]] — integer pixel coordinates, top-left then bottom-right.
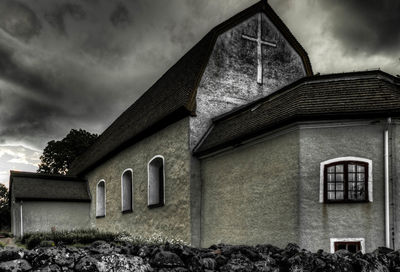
[[121, 169, 133, 212], [96, 180, 106, 217], [320, 157, 373, 203], [148, 155, 165, 208]]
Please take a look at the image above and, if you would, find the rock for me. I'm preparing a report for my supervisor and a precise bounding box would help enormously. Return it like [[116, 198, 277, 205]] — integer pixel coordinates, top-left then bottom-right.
[[254, 260, 278, 272], [96, 254, 151, 272], [0, 259, 32, 272], [0, 248, 21, 262], [220, 254, 254, 272], [74, 256, 99, 272], [200, 257, 216, 270], [215, 254, 228, 267], [151, 251, 185, 268], [35, 264, 62, 272]]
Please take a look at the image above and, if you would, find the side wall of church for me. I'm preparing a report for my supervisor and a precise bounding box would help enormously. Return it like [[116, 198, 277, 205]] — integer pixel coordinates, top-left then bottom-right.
[[200, 130, 300, 248], [190, 12, 306, 150], [86, 118, 192, 243], [391, 120, 400, 250], [298, 122, 386, 253]]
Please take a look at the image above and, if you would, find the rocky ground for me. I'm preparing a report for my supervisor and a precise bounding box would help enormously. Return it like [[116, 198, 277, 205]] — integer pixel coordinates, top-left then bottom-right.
[[1, 241, 400, 271]]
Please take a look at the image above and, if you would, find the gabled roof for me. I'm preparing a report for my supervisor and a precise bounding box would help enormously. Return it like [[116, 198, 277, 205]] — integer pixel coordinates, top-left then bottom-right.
[[194, 70, 400, 156], [68, 0, 312, 176], [9, 171, 90, 202]]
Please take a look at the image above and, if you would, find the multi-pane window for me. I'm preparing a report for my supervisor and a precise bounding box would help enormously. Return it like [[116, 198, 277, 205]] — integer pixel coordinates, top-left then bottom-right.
[[334, 241, 361, 253], [324, 161, 368, 202]]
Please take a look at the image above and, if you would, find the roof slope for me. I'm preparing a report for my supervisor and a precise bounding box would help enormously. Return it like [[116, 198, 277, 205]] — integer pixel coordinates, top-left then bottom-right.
[[10, 171, 90, 202], [194, 71, 400, 156], [69, 0, 312, 176]]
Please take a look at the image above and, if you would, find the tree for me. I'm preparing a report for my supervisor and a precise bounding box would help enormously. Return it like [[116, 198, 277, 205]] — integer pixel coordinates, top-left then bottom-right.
[[38, 129, 98, 175], [0, 183, 10, 231]]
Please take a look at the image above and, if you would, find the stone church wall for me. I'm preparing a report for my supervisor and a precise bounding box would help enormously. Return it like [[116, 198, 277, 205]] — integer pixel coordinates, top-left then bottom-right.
[[190, 12, 306, 150], [391, 120, 400, 250], [298, 121, 386, 253], [200, 129, 300, 248], [86, 117, 192, 243]]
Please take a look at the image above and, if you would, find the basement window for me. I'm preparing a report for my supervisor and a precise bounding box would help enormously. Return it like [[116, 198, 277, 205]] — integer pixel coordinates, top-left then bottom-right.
[[148, 155, 165, 208], [330, 238, 365, 253]]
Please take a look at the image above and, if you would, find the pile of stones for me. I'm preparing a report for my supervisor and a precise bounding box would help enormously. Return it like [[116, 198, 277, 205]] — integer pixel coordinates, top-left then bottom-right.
[[1, 241, 400, 271]]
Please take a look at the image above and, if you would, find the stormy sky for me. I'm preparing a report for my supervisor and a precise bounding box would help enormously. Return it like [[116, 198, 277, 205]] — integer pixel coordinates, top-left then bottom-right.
[[0, 0, 399, 186]]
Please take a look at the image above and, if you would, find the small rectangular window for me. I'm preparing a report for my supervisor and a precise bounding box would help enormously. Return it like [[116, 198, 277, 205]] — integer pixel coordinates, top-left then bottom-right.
[[334, 241, 361, 253]]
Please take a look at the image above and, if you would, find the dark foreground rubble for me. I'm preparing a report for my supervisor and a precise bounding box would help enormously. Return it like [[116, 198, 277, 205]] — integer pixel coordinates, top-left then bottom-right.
[[1, 241, 400, 272]]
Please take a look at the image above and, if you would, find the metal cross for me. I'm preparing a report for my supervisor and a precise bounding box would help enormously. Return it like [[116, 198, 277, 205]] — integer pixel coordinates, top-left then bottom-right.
[[242, 13, 277, 84]]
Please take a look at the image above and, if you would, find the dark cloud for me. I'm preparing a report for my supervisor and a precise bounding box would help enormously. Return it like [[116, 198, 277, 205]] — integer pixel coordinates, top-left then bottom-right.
[[0, 0, 398, 151], [45, 3, 86, 34], [319, 0, 400, 55], [110, 3, 130, 28], [0, 0, 41, 41]]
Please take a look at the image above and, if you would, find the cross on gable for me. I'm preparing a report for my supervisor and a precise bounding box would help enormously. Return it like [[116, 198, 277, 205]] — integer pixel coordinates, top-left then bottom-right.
[[242, 13, 277, 85]]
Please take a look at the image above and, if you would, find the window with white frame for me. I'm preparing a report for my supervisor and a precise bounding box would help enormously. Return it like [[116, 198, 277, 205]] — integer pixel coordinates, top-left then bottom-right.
[[330, 238, 365, 253], [320, 157, 373, 203], [121, 169, 133, 212], [148, 155, 165, 208], [96, 180, 106, 217]]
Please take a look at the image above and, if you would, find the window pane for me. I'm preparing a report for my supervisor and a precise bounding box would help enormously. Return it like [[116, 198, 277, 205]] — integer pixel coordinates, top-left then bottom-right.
[[328, 174, 335, 182], [348, 244, 358, 253], [327, 166, 335, 173], [336, 174, 344, 182], [335, 165, 344, 172], [348, 173, 355, 181], [348, 164, 356, 172], [336, 191, 344, 200], [328, 183, 335, 191], [357, 165, 365, 172], [357, 173, 365, 181], [348, 182, 355, 190], [328, 192, 335, 200], [357, 190, 366, 200], [336, 183, 344, 191], [337, 244, 346, 250], [348, 190, 356, 200]]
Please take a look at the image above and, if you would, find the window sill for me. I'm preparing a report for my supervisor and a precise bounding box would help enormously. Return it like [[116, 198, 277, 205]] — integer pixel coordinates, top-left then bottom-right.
[[96, 215, 105, 218], [148, 203, 164, 209], [122, 209, 133, 214], [324, 200, 369, 204]]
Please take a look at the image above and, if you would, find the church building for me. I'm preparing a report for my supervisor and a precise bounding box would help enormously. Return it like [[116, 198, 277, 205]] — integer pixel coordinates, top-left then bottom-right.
[[9, 0, 400, 253]]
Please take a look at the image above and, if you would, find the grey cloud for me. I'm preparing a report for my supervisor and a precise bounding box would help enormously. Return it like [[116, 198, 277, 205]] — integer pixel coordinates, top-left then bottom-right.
[[45, 3, 86, 35], [319, 0, 400, 55], [110, 3, 130, 28], [0, 0, 42, 41]]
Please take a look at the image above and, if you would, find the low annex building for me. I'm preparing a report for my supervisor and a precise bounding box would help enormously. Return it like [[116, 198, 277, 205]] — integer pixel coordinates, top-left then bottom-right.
[[10, 0, 400, 253]]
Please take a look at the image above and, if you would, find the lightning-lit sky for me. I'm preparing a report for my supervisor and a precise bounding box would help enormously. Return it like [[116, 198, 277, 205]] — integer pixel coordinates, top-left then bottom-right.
[[0, 0, 399, 186]]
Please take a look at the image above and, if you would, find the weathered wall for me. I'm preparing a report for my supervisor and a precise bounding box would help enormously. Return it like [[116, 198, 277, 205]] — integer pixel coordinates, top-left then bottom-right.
[[22, 201, 90, 234], [298, 122, 386, 253], [190, 12, 306, 149], [86, 118, 192, 243], [200, 130, 300, 248], [391, 120, 400, 250]]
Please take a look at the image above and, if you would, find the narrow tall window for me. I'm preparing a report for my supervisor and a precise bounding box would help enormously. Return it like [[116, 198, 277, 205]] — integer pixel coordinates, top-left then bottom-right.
[[121, 169, 133, 212], [96, 180, 106, 217], [148, 156, 165, 208]]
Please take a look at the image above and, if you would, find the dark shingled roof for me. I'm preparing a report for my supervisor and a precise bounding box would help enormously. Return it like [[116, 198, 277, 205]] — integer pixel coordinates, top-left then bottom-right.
[[68, 0, 312, 176], [10, 171, 90, 202], [194, 70, 400, 156]]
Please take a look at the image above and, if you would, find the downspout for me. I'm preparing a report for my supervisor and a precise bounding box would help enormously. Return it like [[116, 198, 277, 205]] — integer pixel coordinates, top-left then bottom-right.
[[20, 200, 23, 237], [385, 117, 391, 248]]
